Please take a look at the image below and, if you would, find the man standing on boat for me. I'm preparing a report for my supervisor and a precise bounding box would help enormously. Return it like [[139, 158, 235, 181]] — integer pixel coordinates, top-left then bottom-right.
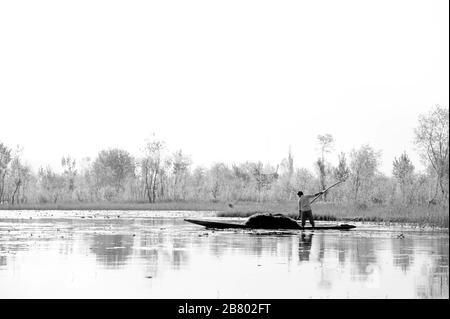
[[296, 190, 324, 228]]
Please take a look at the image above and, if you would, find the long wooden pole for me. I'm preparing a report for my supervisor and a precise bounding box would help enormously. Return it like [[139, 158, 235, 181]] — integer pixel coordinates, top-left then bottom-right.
[[310, 180, 344, 204]]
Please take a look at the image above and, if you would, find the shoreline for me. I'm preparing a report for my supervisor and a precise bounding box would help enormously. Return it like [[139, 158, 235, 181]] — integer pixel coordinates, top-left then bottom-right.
[[0, 201, 448, 228]]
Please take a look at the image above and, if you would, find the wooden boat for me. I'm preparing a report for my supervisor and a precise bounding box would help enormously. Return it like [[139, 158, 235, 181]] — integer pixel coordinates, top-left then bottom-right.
[[184, 218, 356, 230]]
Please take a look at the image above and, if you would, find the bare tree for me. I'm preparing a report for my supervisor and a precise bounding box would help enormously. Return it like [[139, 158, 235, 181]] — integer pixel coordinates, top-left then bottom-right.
[[349, 145, 381, 204], [249, 162, 278, 202], [414, 105, 449, 204], [171, 150, 191, 200], [392, 152, 415, 204], [8, 148, 31, 205], [61, 156, 77, 194], [0, 142, 12, 204], [209, 163, 226, 202], [141, 138, 165, 203], [38, 166, 65, 203], [316, 134, 335, 200], [190, 166, 207, 201], [293, 168, 316, 195], [280, 147, 295, 199], [333, 152, 350, 182]]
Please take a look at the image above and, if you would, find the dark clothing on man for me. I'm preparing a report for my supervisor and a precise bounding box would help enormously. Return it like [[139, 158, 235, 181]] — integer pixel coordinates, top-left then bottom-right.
[[300, 210, 315, 227]]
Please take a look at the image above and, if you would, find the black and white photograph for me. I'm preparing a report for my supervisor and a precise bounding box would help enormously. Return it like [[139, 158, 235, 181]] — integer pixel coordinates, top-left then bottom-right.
[[0, 0, 448, 308]]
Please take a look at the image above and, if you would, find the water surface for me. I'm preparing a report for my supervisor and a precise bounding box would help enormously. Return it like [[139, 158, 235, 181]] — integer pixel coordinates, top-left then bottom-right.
[[0, 210, 448, 298]]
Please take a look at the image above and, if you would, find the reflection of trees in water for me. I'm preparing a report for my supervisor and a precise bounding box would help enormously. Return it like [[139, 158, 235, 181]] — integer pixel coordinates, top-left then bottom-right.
[[0, 235, 40, 269], [204, 233, 236, 257], [0, 255, 6, 267], [336, 240, 347, 266], [57, 239, 75, 256], [138, 228, 190, 271], [0, 242, 9, 267], [244, 236, 281, 257], [137, 233, 162, 276], [315, 235, 335, 290], [166, 235, 190, 269], [251, 237, 264, 257], [140, 218, 191, 270], [431, 238, 449, 275], [171, 249, 189, 269], [0, 219, 81, 269], [416, 238, 449, 299], [317, 234, 326, 263], [283, 236, 294, 265], [298, 233, 313, 262], [82, 217, 195, 273], [139, 232, 164, 255], [317, 235, 380, 279], [391, 238, 415, 272], [417, 275, 449, 299], [141, 218, 176, 228], [204, 234, 223, 257], [318, 275, 333, 291], [205, 232, 293, 260], [309, 235, 379, 289], [89, 234, 134, 268], [348, 238, 378, 279], [84, 217, 188, 270]]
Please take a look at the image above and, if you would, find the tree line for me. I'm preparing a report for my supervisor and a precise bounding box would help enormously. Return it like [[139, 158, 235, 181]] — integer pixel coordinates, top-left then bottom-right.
[[0, 105, 448, 207]]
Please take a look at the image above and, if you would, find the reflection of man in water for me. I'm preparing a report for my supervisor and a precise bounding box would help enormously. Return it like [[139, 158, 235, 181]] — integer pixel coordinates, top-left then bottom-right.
[[298, 233, 313, 262], [296, 190, 324, 227]]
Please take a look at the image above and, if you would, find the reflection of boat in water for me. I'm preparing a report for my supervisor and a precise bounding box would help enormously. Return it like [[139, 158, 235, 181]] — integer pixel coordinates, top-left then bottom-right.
[[184, 217, 356, 230]]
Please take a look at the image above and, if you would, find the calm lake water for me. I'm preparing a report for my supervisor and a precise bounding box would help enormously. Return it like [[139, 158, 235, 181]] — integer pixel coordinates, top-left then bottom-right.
[[0, 210, 448, 299]]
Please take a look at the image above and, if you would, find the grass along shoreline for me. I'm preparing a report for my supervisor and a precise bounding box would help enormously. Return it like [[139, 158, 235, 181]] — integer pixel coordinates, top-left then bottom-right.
[[217, 205, 449, 228], [0, 201, 448, 228]]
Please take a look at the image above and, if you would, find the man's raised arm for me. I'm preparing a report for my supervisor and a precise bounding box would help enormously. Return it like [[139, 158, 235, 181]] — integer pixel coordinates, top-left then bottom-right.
[[307, 191, 324, 198]]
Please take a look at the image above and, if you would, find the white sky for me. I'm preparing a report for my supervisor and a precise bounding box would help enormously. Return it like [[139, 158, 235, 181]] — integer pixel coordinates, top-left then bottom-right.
[[0, 0, 448, 175]]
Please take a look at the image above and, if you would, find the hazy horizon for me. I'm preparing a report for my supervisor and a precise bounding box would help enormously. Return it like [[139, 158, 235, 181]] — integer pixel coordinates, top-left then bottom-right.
[[1, 0, 448, 175]]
